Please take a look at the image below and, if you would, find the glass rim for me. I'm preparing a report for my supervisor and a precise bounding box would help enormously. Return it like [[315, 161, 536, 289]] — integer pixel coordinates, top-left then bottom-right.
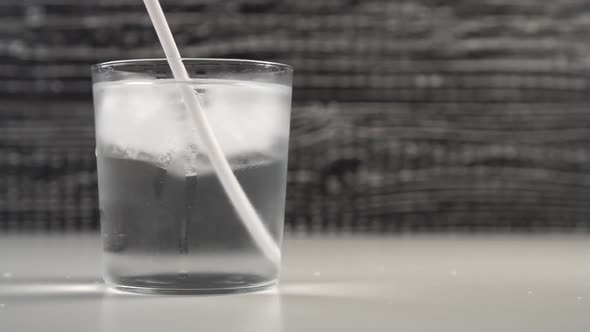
[[92, 58, 293, 72]]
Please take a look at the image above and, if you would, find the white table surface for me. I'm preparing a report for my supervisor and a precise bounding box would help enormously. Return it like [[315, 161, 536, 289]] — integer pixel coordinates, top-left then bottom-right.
[[0, 233, 589, 331]]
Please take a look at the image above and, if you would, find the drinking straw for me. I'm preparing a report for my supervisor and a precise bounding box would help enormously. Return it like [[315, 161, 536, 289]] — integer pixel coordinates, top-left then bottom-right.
[[143, 0, 281, 265]]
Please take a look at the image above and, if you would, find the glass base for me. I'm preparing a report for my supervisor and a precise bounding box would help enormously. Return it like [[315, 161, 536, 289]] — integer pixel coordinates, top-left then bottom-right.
[[106, 273, 278, 295]]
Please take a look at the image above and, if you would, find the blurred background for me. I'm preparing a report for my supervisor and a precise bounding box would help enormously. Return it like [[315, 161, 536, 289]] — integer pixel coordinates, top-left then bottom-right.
[[2, 0, 590, 233]]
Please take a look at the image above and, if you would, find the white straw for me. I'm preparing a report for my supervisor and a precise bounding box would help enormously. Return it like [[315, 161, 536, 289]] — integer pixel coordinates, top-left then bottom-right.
[[143, 0, 281, 265]]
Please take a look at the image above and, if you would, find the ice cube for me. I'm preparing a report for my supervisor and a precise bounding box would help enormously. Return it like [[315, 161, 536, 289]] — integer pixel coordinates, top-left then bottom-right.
[[94, 79, 290, 175], [95, 81, 190, 160], [202, 82, 288, 158]]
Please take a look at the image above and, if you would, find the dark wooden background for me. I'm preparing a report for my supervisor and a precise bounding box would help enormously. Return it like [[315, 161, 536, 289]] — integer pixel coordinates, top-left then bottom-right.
[[2, 0, 590, 232]]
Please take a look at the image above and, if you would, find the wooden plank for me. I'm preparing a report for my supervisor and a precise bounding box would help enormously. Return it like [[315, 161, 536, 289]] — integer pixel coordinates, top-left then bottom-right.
[[3, 0, 590, 231]]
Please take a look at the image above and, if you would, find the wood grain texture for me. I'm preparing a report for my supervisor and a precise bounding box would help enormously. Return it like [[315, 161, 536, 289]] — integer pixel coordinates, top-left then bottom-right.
[[2, 0, 590, 232]]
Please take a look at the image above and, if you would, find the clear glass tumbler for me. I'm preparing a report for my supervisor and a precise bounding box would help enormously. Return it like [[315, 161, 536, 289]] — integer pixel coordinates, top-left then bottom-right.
[[91, 59, 293, 294]]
